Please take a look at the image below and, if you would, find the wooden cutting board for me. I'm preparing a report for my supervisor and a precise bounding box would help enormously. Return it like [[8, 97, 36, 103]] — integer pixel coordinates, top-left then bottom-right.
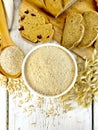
[[72, 46, 96, 60]]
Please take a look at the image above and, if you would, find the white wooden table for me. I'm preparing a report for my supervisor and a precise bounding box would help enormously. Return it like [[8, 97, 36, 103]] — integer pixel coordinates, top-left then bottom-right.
[[0, 87, 97, 130], [0, 0, 98, 130]]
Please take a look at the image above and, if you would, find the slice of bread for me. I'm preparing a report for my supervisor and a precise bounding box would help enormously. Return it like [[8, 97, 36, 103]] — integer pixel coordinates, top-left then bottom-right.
[[19, 8, 46, 28], [62, 12, 84, 49], [20, 24, 54, 43], [78, 11, 98, 48], [19, 0, 49, 24], [19, 0, 54, 43]]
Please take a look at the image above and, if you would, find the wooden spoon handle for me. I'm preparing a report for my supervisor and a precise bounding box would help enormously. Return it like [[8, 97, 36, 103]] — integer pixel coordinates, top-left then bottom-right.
[[0, 0, 14, 50]]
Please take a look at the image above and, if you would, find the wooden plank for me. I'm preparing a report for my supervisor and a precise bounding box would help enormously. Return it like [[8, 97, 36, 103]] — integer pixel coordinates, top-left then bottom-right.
[[9, 96, 92, 130], [94, 101, 98, 130], [0, 87, 7, 130]]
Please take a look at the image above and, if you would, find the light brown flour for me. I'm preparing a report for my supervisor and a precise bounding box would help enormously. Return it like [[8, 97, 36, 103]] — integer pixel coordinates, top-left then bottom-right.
[[25, 46, 75, 96], [0, 46, 24, 75]]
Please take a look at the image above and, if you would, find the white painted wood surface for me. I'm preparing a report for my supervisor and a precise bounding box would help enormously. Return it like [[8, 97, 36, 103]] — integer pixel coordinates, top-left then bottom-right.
[[0, 0, 97, 130], [94, 102, 98, 130], [9, 96, 92, 130], [8, 1, 92, 129], [0, 87, 7, 130]]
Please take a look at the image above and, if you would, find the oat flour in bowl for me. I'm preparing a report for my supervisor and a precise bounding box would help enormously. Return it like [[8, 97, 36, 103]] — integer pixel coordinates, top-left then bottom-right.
[[23, 44, 77, 97]]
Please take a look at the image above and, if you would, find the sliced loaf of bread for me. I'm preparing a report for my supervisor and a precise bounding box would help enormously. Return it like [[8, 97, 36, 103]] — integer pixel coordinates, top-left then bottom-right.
[[19, 0, 54, 43], [62, 12, 84, 49], [78, 11, 98, 48], [44, 0, 78, 17], [26, 0, 77, 17]]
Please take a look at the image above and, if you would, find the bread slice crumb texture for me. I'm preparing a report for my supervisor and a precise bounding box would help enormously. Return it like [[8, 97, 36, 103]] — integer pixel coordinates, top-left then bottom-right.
[[62, 12, 84, 49], [20, 24, 54, 43], [19, 1, 54, 43], [78, 11, 98, 48]]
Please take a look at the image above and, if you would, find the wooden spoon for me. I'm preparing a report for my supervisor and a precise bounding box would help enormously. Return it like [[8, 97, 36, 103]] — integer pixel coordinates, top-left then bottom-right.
[[0, 0, 22, 78]]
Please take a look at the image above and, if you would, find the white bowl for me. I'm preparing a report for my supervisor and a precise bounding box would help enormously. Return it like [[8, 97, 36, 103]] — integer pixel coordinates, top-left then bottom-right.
[[22, 43, 78, 98]]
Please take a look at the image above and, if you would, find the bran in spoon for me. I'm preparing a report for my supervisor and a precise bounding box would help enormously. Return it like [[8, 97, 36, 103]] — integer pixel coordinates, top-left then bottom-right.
[[0, 46, 24, 76]]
